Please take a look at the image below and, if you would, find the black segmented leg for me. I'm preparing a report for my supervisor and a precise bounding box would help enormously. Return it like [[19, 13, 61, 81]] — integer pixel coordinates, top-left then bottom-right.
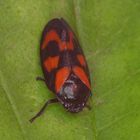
[[85, 104, 91, 110], [36, 76, 45, 82], [29, 98, 59, 123]]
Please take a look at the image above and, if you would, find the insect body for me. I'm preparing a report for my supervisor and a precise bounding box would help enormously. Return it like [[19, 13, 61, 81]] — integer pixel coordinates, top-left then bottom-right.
[[30, 18, 91, 122]]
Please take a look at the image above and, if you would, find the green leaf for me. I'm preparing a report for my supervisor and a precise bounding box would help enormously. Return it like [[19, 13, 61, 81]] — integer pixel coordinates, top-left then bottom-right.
[[0, 0, 140, 140]]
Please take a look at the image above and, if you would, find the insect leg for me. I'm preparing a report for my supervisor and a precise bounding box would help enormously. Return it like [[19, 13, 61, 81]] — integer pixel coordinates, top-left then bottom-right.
[[29, 98, 59, 123], [85, 104, 91, 110], [36, 76, 45, 82]]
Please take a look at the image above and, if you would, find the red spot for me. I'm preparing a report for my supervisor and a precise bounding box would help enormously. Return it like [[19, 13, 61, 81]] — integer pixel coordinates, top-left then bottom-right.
[[55, 67, 70, 93], [67, 31, 74, 50], [77, 54, 86, 66], [42, 30, 74, 51], [42, 30, 61, 50], [44, 56, 59, 72], [73, 66, 91, 89], [59, 31, 74, 51]]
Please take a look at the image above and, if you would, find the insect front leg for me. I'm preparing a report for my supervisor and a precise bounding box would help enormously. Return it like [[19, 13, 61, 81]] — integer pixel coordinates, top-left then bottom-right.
[[85, 104, 91, 110], [29, 98, 59, 123], [36, 76, 45, 82]]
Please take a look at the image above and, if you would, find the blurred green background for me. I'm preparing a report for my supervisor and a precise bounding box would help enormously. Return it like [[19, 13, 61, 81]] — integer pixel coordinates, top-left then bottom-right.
[[0, 0, 140, 140]]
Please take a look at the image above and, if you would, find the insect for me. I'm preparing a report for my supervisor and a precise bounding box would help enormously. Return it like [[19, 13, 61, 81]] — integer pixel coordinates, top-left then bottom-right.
[[30, 18, 92, 123]]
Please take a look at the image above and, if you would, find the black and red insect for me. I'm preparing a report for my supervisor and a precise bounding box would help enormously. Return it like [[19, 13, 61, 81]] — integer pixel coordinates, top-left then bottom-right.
[[30, 18, 92, 122]]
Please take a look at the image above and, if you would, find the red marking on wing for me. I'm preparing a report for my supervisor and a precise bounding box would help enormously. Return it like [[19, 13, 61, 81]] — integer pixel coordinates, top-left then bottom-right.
[[42, 30, 74, 51], [59, 42, 67, 51], [68, 31, 74, 50], [43, 56, 59, 72], [42, 30, 61, 49], [55, 67, 70, 93], [73, 66, 91, 89], [77, 54, 86, 66]]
